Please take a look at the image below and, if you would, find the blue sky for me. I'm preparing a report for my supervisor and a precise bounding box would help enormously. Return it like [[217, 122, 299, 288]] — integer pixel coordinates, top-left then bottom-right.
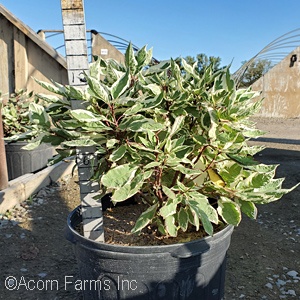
[[1, 0, 300, 72]]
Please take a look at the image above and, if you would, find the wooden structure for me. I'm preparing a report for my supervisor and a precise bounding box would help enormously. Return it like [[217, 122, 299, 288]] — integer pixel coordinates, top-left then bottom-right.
[[0, 4, 68, 96], [0, 111, 8, 190], [61, 0, 104, 241], [0, 4, 68, 191], [0, 4, 125, 196]]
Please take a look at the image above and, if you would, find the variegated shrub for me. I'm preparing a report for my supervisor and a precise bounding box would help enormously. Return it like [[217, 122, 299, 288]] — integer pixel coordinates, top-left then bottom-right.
[[12, 44, 298, 237]]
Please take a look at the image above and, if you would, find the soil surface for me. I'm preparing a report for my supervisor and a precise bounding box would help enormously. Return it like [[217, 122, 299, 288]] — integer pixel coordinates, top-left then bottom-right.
[[0, 117, 299, 300], [101, 198, 224, 246]]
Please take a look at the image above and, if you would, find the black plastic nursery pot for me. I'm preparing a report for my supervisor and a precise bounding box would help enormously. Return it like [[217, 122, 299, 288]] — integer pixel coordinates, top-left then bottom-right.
[[5, 142, 54, 180], [66, 206, 234, 300]]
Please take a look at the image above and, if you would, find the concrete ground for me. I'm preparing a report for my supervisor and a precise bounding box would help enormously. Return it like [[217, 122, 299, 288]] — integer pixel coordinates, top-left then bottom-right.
[[250, 117, 300, 151], [225, 117, 300, 299]]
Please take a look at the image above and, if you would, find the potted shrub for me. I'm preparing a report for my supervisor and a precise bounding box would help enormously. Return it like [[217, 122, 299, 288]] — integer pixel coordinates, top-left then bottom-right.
[[0, 90, 54, 180], [10, 44, 298, 299]]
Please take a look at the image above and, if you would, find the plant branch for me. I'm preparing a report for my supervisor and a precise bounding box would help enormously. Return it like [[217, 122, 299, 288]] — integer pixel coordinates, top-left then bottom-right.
[[194, 145, 208, 165], [186, 150, 220, 185], [154, 166, 164, 204], [108, 102, 119, 128], [171, 170, 180, 187]]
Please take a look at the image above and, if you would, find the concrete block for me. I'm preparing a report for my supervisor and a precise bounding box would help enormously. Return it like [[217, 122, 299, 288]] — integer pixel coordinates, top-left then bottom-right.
[[8, 173, 32, 187], [21, 171, 52, 200], [0, 182, 26, 214], [0, 158, 76, 214], [48, 159, 76, 182]]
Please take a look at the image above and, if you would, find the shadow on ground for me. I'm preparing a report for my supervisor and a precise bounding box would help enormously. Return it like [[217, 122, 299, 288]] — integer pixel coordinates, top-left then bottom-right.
[[0, 176, 82, 299]]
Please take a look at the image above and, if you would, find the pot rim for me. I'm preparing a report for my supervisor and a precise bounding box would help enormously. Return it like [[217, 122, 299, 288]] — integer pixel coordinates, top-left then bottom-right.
[[66, 205, 234, 255]]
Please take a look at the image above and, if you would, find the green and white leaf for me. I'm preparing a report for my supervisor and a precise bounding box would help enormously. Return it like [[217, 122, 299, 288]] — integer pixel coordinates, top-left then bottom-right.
[[217, 197, 241, 226], [63, 139, 98, 147], [34, 78, 68, 97], [131, 203, 158, 233], [86, 76, 110, 103], [28, 103, 51, 127], [125, 43, 138, 74], [22, 139, 41, 150], [109, 145, 126, 162], [160, 198, 179, 218], [111, 69, 130, 99], [106, 139, 119, 149], [111, 179, 143, 202], [162, 185, 176, 200], [165, 215, 178, 237], [120, 115, 164, 132], [178, 208, 189, 232], [240, 200, 257, 219], [70, 109, 104, 123], [101, 164, 138, 188], [188, 196, 218, 224]]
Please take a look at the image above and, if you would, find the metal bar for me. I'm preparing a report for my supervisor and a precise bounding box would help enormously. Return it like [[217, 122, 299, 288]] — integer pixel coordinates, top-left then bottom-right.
[[37, 29, 160, 63]]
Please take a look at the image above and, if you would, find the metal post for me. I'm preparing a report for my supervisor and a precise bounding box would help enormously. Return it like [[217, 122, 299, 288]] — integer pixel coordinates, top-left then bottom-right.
[[60, 0, 104, 241], [0, 110, 8, 190]]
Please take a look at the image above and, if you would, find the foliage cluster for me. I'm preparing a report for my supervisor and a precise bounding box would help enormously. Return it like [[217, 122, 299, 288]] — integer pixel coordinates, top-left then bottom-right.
[[10, 44, 297, 237], [0, 90, 36, 137]]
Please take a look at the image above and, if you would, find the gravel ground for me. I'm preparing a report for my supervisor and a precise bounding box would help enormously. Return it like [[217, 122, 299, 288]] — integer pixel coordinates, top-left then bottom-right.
[[0, 117, 299, 300]]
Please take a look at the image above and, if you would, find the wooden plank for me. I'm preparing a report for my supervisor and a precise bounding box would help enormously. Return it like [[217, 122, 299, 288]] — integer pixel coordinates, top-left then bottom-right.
[[13, 27, 28, 90], [67, 69, 89, 86], [65, 40, 88, 56], [0, 5, 66, 69], [66, 56, 89, 70], [61, 10, 85, 25], [60, 0, 104, 242], [63, 24, 86, 40], [61, 0, 84, 10], [0, 15, 15, 95]]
